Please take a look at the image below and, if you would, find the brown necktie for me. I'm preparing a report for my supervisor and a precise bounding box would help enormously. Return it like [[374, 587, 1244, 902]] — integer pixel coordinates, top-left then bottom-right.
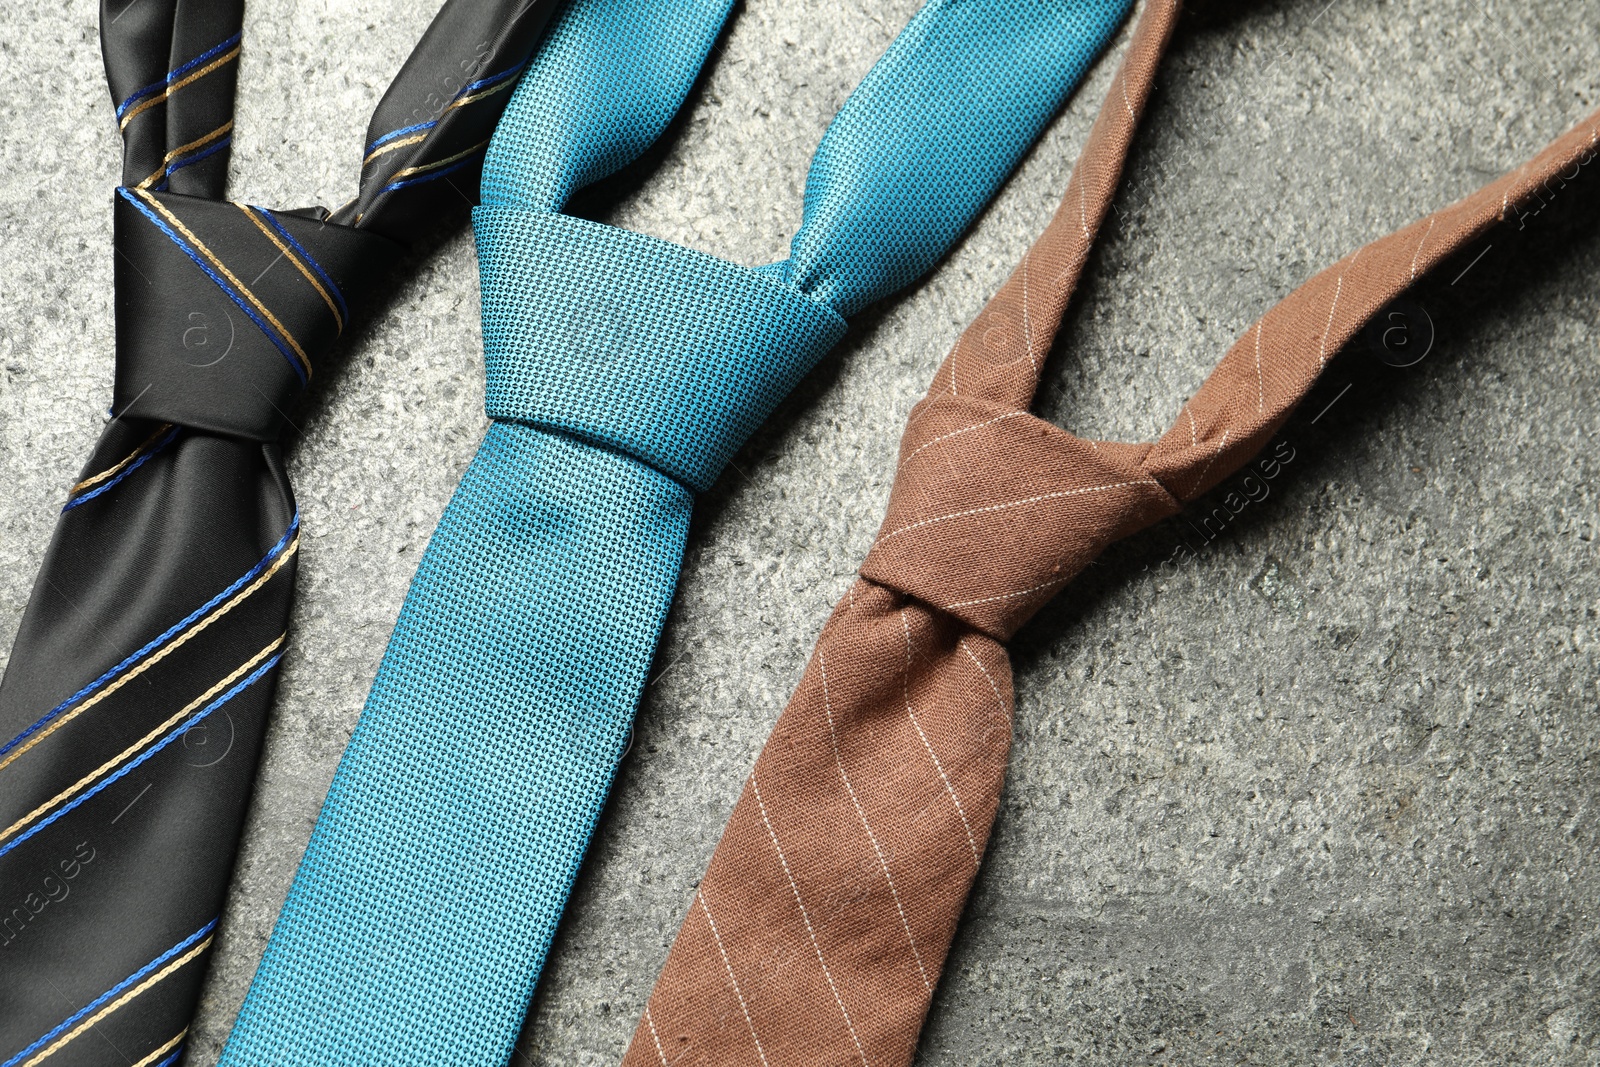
[[621, 0, 1600, 1060]]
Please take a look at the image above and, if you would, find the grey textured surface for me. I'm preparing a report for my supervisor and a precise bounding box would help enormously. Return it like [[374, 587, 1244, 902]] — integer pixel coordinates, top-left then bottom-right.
[[0, 0, 1597, 1064]]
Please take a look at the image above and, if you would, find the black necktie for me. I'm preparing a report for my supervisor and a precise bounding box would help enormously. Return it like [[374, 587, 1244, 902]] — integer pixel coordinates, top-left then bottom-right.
[[0, 2, 555, 1063]]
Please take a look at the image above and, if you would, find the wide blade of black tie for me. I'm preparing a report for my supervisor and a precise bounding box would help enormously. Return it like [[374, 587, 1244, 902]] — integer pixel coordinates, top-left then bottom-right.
[[0, 2, 555, 1063]]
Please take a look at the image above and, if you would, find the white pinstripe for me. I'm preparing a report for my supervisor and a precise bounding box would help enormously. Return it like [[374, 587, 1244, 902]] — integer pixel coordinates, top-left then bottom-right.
[[750, 772, 870, 1066], [697, 890, 772, 1067], [900, 612, 980, 869], [819, 646, 933, 991], [876, 479, 1162, 546]]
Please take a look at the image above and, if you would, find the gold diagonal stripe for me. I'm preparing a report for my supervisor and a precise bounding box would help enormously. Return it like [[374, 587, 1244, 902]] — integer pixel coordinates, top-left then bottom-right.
[[0, 634, 286, 846], [388, 138, 490, 181], [19, 941, 210, 1067], [134, 120, 235, 190], [132, 188, 313, 380], [130, 1029, 187, 1067], [362, 133, 428, 167], [358, 73, 516, 169], [118, 45, 241, 131], [236, 203, 343, 332], [445, 76, 518, 111], [71, 423, 174, 494], [0, 537, 299, 775], [163, 46, 241, 99]]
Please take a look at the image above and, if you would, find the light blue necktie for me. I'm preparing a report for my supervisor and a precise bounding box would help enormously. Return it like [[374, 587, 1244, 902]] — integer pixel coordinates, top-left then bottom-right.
[[221, 0, 1132, 1063]]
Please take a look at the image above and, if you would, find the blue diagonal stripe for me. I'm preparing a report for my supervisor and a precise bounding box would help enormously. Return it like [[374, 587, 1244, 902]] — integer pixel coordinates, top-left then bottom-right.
[[460, 60, 527, 95], [365, 120, 436, 157], [252, 207, 349, 323], [362, 60, 529, 157], [383, 155, 482, 195], [116, 187, 307, 385], [61, 426, 181, 512], [1, 918, 217, 1067], [0, 515, 298, 760], [156, 134, 235, 189], [115, 32, 243, 120], [0, 651, 285, 861], [163, 32, 242, 86]]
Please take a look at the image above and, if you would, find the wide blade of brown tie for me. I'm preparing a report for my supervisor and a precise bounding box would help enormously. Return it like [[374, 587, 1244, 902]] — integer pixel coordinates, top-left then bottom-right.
[[623, 0, 1600, 1060]]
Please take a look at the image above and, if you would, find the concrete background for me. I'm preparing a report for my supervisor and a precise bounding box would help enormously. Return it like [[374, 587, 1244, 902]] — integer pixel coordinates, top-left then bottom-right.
[[0, 0, 1596, 1063]]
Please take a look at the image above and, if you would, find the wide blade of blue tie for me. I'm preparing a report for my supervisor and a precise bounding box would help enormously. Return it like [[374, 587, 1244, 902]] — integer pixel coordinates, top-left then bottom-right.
[[221, 0, 1131, 1063]]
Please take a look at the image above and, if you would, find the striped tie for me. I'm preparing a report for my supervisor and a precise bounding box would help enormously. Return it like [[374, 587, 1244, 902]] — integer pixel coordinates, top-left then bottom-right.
[[0, 2, 555, 1064], [622, 0, 1600, 1061]]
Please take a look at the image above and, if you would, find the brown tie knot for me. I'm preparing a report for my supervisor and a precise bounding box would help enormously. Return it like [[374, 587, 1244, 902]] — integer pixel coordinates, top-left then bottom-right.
[[860, 392, 1181, 639]]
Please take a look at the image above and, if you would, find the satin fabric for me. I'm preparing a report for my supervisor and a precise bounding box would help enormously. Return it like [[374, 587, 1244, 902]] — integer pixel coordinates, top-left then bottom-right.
[[0, 2, 556, 1063]]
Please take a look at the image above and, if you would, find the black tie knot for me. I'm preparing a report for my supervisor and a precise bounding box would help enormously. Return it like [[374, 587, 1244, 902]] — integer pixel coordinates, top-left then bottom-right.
[[111, 189, 399, 441]]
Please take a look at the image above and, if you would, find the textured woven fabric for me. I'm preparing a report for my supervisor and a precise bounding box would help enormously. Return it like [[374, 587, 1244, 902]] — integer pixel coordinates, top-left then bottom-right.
[[218, 2, 746, 1064], [477, 211, 849, 490], [222, 0, 1135, 1064], [478, 0, 737, 212], [0, 2, 555, 1064], [750, 0, 1129, 316], [235, 421, 692, 1055], [622, 0, 1600, 1061]]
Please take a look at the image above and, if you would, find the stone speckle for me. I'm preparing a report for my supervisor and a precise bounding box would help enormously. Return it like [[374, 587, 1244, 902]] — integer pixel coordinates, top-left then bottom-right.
[[0, 1, 1594, 1064]]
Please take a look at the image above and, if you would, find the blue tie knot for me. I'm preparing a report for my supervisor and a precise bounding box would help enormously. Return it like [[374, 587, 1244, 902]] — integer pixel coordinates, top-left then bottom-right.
[[475, 209, 848, 492]]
